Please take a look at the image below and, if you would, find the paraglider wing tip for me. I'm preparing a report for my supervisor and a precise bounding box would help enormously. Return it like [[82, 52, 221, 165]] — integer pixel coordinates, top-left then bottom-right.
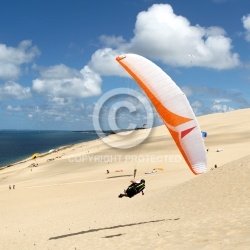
[[192, 163, 207, 175], [116, 54, 126, 61]]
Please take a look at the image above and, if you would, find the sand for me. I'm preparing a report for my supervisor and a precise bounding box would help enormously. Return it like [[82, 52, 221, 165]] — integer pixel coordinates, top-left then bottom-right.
[[0, 108, 250, 250]]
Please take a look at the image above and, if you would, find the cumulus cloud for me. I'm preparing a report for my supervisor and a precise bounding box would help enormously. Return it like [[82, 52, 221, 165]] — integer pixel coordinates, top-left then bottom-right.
[[88, 48, 127, 76], [0, 40, 40, 80], [89, 3, 239, 74], [0, 81, 32, 100], [32, 64, 102, 103], [99, 35, 126, 48], [242, 14, 250, 42], [210, 100, 234, 113]]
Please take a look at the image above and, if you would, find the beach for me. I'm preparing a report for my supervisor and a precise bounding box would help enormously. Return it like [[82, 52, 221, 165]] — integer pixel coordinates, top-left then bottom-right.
[[0, 108, 250, 250]]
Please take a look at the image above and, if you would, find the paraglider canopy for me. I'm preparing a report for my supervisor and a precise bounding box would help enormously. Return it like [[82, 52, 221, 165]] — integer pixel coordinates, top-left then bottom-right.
[[31, 153, 40, 159], [116, 53, 207, 175]]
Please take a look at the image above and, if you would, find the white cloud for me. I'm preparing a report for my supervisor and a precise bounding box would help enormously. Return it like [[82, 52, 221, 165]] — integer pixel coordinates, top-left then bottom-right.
[[99, 35, 126, 48], [181, 86, 193, 97], [32, 64, 102, 102], [88, 48, 127, 76], [131, 4, 239, 69], [191, 100, 203, 116], [89, 3, 239, 74], [38, 64, 80, 79], [210, 100, 234, 113], [0, 40, 40, 80], [192, 100, 202, 109], [242, 14, 250, 42], [0, 81, 32, 100], [6, 105, 22, 112]]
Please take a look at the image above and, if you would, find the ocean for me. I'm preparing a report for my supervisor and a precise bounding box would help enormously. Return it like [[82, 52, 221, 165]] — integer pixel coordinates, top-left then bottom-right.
[[0, 130, 102, 169]]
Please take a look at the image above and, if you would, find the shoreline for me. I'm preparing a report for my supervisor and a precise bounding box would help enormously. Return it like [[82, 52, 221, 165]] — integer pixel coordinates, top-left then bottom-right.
[[0, 130, 104, 170], [0, 129, 146, 170], [0, 127, 149, 171], [0, 143, 76, 171]]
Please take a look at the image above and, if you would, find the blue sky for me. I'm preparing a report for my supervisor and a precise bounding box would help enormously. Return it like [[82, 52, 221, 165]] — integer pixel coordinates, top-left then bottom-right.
[[0, 0, 250, 130]]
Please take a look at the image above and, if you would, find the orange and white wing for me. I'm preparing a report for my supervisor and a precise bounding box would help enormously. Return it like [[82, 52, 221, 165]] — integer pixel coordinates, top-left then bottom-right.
[[116, 53, 207, 175]]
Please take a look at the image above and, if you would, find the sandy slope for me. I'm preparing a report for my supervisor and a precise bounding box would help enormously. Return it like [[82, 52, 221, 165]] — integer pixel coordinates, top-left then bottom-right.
[[0, 108, 250, 250]]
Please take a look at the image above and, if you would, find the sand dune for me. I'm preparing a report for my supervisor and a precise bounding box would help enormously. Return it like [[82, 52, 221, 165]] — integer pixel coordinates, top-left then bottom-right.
[[0, 108, 250, 249]]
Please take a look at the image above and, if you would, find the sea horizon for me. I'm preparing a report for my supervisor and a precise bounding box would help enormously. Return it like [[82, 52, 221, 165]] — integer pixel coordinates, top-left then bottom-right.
[[0, 130, 103, 169]]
